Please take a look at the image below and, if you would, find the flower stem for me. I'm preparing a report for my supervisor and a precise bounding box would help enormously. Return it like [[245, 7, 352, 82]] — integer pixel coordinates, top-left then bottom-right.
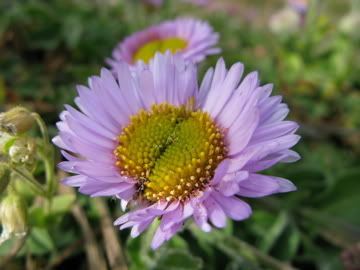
[[31, 113, 57, 198], [31, 113, 49, 144], [11, 166, 47, 197]]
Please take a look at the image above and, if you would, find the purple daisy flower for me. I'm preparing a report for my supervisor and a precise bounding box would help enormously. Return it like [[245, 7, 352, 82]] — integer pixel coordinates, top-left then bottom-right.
[[107, 18, 220, 67], [54, 53, 300, 249]]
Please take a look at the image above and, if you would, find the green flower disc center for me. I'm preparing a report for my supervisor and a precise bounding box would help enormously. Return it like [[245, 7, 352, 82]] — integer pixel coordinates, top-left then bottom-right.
[[133, 37, 187, 64], [114, 103, 227, 202]]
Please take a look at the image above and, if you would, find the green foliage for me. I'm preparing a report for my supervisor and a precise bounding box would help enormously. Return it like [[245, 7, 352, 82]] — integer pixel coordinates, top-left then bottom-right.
[[26, 227, 55, 255], [0, 0, 130, 110], [153, 249, 203, 270]]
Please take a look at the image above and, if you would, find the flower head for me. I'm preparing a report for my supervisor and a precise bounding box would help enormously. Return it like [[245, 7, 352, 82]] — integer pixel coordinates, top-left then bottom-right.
[[107, 18, 220, 67], [54, 53, 300, 249]]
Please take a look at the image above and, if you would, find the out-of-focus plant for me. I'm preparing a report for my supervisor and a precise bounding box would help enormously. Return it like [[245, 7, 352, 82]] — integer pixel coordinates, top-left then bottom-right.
[[0, 106, 66, 262], [0, 191, 28, 244], [270, 1, 360, 152], [269, 6, 303, 36], [0, 0, 130, 110], [268, 0, 359, 127], [210, 0, 359, 151]]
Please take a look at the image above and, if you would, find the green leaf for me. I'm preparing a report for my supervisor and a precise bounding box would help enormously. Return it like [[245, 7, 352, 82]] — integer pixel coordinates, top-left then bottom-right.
[[301, 208, 360, 247], [26, 227, 55, 255], [127, 221, 158, 270], [320, 169, 360, 226], [0, 238, 15, 256], [166, 235, 188, 249], [225, 260, 261, 270], [272, 225, 301, 260], [63, 15, 83, 49], [50, 194, 76, 216], [28, 194, 75, 228], [189, 226, 257, 266], [28, 207, 47, 227], [246, 210, 277, 237], [189, 221, 232, 260], [152, 249, 203, 270], [258, 212, 288, 252], [127, 236, 149, 270]]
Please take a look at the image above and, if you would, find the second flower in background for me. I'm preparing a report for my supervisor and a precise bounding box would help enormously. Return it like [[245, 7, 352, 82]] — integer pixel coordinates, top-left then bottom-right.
[[107, 18, 220, 67]]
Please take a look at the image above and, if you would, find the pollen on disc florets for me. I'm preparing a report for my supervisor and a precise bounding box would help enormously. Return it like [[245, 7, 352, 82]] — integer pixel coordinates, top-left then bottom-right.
[[114, 103, 227, 202]]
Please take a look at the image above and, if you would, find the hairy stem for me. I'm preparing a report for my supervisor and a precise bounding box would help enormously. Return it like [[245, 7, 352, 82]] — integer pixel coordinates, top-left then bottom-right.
[[31, 113, 57, 202]]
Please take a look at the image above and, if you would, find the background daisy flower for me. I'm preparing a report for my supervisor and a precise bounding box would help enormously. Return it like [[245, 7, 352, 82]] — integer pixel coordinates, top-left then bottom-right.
[[107, 18, 220, 67], [54, 53, 300, 249]]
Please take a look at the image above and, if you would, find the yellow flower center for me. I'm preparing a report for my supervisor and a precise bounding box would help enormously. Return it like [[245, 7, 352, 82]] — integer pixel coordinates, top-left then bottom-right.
[[133, 37, 188, 64], [114, 103, 227, 202]]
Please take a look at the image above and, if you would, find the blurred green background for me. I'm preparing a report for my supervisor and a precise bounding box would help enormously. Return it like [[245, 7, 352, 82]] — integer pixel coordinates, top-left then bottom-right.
[[0, 0, 359, 269]]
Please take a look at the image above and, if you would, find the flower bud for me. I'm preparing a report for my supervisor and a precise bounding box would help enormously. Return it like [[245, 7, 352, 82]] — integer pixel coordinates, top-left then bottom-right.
[[0, 107, 35, 135], [0, 194, 28, 243], [0, 163, 10, 195], [8, 138, 37, 167]]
